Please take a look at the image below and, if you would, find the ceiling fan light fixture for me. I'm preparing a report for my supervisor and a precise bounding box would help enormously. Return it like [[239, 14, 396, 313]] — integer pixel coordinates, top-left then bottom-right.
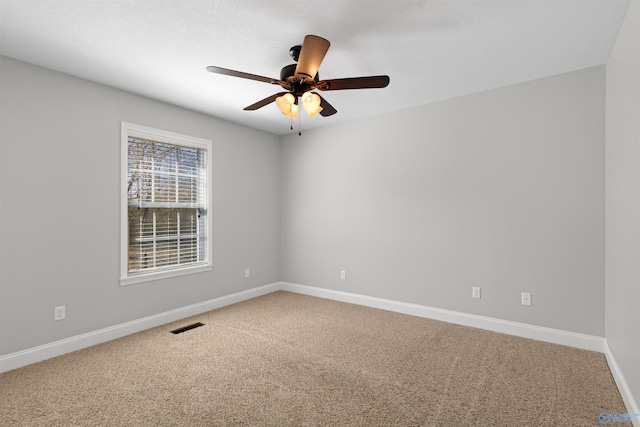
[[276, 93, 295, 114], [302, 91, 323, 118], [276, 94, 299, 119], [306, 105, 323, 118], [289, 103, 299, 119]]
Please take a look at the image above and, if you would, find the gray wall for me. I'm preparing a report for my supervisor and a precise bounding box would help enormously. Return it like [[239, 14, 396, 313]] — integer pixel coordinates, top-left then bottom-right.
[[281, 66, 606, 336], [0, 57, 281, 355], [606, 0, 640, 408], [0, 54, 618, 354]]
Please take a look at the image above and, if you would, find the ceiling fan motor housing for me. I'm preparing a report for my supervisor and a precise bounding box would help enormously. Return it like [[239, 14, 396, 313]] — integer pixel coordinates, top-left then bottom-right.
[[280, 64, 297, 81], [280, 64, 318, 83]]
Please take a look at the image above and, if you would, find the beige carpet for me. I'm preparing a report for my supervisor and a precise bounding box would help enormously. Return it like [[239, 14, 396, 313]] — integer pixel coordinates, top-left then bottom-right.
[[0, 291, 626, 426]]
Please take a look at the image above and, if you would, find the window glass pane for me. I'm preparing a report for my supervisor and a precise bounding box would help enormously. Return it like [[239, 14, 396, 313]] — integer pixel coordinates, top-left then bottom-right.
[[154, 173, 176, 202], [125, 132, 208, 277]]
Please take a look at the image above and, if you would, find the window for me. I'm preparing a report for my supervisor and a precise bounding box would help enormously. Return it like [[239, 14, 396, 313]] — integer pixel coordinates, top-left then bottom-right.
[[121, 123, 212, 285]]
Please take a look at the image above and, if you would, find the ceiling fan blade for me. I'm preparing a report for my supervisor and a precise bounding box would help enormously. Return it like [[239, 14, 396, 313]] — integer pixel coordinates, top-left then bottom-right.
[[317, 75, 390, 91], [317, 94, 337, 117], [243, 92, 289, 110], [206, 66, 278, 84], [295, 35, 330, 81]]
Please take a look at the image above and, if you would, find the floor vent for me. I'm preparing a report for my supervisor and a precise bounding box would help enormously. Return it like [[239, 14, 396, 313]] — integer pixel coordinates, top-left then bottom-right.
[[170, 322, 204, 334]]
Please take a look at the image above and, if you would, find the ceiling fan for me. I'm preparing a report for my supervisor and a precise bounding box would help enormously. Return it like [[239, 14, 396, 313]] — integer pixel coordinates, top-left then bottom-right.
[[206, 35, 390, 123]]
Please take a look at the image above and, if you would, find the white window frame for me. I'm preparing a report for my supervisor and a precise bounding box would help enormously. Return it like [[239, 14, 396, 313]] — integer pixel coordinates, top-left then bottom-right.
[[120, 122, 213, 285]]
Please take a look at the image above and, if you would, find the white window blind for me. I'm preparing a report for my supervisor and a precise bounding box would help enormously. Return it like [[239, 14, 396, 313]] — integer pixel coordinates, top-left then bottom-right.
[[121, 123, 212, 284]]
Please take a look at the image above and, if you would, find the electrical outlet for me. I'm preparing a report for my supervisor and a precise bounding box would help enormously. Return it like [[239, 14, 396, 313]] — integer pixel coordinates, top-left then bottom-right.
[[54, 306, 66, 321], [472, 287, 481, 299], [340, 270, 346, 280], [244, 268, 250, 278], [521, 292, 532, 306]]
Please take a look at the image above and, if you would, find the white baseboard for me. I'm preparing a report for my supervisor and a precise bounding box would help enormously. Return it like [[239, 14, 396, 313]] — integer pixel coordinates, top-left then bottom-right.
[[604, 341, 640, 427], [279, 282, 605, 352], [0, 281, 619, 376], [0, 282, 279, 373]]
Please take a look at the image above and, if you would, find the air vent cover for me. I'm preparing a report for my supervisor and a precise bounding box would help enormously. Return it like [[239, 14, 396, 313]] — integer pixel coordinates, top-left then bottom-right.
[[170, 322, 204, 334]]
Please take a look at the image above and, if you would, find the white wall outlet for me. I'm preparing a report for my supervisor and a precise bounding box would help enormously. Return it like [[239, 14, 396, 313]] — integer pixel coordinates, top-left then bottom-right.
[[54, 305, 66, 321], [521, 292, 532, 306], [340, 270, 346, 280], [472, 287, 481, 299], [244, 268, 250, 278]]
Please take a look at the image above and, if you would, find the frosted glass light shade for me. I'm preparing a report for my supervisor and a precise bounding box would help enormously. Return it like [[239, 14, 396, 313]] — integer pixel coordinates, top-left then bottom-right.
[[302, 91, 323, 117], [276, 93, 298, 118]]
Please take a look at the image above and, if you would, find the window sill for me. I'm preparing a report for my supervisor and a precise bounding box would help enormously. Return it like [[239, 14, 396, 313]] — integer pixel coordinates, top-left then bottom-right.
[[120, 263, 213, 286]]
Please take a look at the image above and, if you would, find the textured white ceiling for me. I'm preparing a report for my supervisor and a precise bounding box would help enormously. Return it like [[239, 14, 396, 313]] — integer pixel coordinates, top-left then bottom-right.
[[0, 0, 630, 135]]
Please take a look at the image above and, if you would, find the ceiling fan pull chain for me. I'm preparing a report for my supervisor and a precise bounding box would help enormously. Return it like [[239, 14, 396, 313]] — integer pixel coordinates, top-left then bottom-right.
[[298, 113, 302, 136]]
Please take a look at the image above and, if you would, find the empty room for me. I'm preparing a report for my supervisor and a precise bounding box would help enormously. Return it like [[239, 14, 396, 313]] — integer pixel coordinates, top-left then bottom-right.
[[1, 1, 638, 426]]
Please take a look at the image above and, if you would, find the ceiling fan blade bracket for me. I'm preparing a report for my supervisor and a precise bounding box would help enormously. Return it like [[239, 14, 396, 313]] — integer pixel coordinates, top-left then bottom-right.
[[276, 80, 293, 91]]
